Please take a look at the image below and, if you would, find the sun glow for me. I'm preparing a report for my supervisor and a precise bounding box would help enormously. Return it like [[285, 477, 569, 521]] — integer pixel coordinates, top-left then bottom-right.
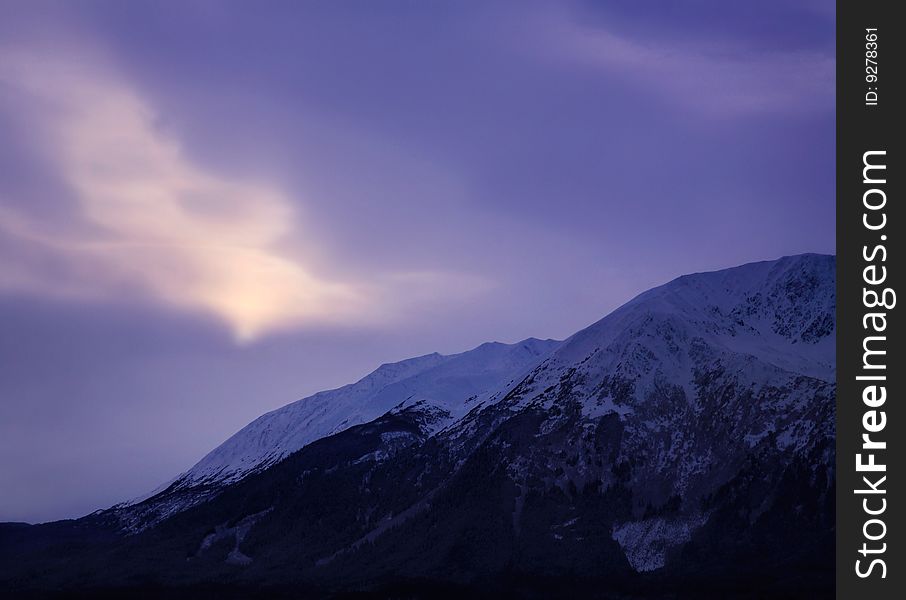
[[0, 49, 365, 342]]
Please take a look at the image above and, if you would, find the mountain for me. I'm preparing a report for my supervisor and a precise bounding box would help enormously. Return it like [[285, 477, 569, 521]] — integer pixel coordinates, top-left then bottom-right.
[[0, 254, 835, 598]]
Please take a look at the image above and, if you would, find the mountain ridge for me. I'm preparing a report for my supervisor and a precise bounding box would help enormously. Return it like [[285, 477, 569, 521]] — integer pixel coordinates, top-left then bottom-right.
[[0, 254, 836, 597], [176, 336, 561, 489]]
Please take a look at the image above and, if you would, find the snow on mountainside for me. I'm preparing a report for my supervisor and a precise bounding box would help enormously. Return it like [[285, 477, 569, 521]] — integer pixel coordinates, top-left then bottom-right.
[[177, 337, 560, 487], [549, 252, 834, 387]]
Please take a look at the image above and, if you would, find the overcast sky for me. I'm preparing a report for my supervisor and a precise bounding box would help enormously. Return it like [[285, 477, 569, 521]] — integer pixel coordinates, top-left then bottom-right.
[[0, 0, 834, 523]]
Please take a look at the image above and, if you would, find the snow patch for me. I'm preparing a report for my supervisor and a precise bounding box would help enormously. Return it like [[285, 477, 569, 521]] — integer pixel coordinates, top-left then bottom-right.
[[611, 513, 709, 572]]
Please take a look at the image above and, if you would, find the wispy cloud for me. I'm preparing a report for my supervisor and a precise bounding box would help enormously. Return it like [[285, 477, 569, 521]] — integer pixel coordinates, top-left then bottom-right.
[[537, 13, 834, 117], [0, 48, 412, 342]]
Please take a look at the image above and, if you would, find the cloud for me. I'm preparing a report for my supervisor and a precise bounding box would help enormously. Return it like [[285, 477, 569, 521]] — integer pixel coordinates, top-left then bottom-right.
[[536, 14, 834, 117], [0, 48, 377, 342]]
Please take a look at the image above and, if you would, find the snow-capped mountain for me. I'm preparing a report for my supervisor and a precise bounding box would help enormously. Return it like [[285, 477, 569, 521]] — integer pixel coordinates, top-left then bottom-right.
[[443, 253, 835, 570], [178, 337, 560, 486], [1, 255, 836, 597]]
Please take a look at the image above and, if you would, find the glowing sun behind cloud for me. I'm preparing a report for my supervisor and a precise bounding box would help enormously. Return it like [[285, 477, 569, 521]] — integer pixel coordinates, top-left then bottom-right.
[[0, 49, 366, 342]]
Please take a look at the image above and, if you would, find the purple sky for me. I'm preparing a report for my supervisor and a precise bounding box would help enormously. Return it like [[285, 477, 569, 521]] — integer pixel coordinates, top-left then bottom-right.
[[0, 0, 834, 523]]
